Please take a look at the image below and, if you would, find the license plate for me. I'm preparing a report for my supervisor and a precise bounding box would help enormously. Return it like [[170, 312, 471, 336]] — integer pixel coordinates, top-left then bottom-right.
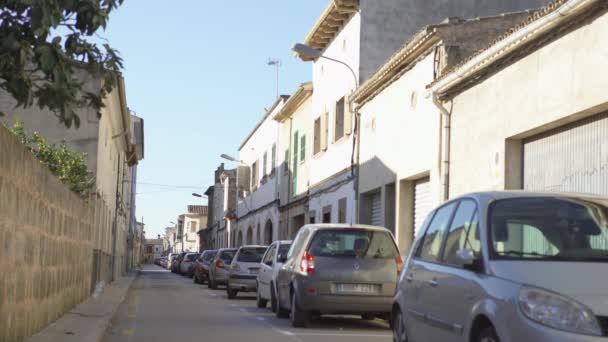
[[335, 283, 380, 294], [249, 268, 259, 275]]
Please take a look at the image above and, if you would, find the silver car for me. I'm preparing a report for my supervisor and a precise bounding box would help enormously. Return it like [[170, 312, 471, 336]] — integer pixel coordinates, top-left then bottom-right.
[[179, 253, 200, 276], [276, 224, 402, 327], [393, 191, 608, 342], [256, 240, 292, 311], [208, 248, 237, 289], [227, 245, 268, 299]]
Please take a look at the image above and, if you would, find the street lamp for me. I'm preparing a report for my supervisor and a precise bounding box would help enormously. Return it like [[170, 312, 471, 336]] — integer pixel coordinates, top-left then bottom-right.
[[292, 42, 361, 223], [192, 193, 207, 198]]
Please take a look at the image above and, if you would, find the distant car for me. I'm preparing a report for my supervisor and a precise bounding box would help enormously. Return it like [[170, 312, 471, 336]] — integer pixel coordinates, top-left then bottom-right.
[[180, 253, 200, 276], [171, 252, 187, 273], [193, 250, 218, 284], [256, 240, 292, 311], [276, 224, 402, 327], [208, 248, 237, 289], [393, 192, 608, 342], [167, 253, 179, 269], [227, 245, 268, 299], [159, 257, 168, 268]]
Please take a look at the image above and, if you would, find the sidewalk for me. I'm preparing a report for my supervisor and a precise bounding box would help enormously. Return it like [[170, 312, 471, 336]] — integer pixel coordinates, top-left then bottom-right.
[[25, 271, 139, 342]]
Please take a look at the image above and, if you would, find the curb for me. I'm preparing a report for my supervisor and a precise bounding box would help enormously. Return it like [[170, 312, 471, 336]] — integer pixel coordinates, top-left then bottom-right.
[[24, 271, 139, 342]]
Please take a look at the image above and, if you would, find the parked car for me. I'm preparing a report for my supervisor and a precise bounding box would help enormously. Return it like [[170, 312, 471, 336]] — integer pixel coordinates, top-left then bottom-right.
[[171, 252, 187, 273], [227, 245, 269, 299], [393, 191, 608, 342], [159, 257, 168, 268], [167, 253, 178, 269], [208, 248, 237, 289], [194, 250, 218, 284], [180, 253, 200, 276], [256, 240, 292, 311], [276, 224, 402, 327]]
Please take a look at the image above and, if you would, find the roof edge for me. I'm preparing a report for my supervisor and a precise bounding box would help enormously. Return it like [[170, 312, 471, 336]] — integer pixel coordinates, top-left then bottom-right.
[[238, 95, 289, 151], [273, 82, 313, 122]]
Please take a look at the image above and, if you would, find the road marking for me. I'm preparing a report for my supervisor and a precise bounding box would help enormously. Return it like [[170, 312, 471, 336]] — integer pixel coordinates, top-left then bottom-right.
[[275, 328, 295, 336], [122, 329, 134, 336], [256, 316, 265, 321], [239, 308, 248, 313]]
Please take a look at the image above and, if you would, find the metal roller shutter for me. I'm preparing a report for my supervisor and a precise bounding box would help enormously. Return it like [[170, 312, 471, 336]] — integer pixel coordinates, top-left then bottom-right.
[[524, 113, 608, 196], [414, 177, 431, 236], [370, 192, 382, 226]]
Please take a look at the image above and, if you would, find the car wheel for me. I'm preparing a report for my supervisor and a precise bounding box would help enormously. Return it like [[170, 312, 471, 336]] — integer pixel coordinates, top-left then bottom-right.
[[392, 309, 407, 342], [275, 288, 289, 318], [270, 283, 278, 313], [193, 274, 199, 284], [361, 314, 375, 321], [256, 284, 268, 308], [475, 326, 499, 342], [227, 287, 238, 299], [290, 292, 309, 328], [208, 275, 215, 289]]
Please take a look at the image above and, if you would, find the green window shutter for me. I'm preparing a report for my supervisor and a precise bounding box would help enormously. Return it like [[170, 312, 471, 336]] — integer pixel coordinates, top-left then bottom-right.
[[300, 135, 306, 162], [284, 149, 289, 171], [293, 131, 299, 193]]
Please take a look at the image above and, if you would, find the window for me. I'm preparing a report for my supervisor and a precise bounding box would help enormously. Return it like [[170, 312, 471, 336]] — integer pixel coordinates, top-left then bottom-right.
[[300, 135, 306, 162], [323, 206, 332, 223], [442, 200, 480, 266], [263, 152, 268, 177], [309, 211, 316, 224], [322, 112, 329, 150], [191, 221, 198, 233], [338, 198, 347, 223], [219, 250, 236, 263], [335, 97, 345, 141], [284, 149, 289, 172], [251, 160, 258, 190], [271, 144, 276, 173], [237, 247, 267, 263], [314, 117, 321, 155], [417, 202, 457, 262], [263, 245, 276, 265], [287, 229, 310, 259], [308, 229, 399, 259]]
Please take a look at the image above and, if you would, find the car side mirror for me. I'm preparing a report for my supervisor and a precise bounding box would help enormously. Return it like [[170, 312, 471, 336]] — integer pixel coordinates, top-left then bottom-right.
[[456, 249, 476, 266]]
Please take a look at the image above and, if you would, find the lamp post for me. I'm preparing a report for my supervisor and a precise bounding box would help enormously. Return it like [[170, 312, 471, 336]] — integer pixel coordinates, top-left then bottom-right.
[[291, 43, 361, 224]]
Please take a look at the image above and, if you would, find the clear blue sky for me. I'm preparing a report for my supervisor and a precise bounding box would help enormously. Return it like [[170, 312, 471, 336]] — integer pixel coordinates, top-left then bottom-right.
[[103, 1, 326, 239]]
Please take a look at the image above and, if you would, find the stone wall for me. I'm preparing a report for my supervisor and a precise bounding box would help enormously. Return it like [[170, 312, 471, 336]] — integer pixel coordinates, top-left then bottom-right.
[[0, 125, 113, 342]]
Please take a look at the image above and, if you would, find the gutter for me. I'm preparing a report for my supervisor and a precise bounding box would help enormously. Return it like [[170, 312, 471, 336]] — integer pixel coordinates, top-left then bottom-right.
[[429, 0, 598, 95], [428, 90, 451, 202]]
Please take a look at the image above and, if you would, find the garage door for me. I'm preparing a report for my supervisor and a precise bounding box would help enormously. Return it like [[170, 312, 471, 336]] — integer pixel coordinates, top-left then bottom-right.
[[413, 177, 431, 236], [524, 113, 608, 196], [370, 192, 382, 226]]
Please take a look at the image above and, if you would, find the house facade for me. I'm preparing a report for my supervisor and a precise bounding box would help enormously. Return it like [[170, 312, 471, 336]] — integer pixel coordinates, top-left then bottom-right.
[[202, 164, 237, 249], [235, 97, 288, 246], [351, 13, 531, 253], [430, 0, 608, 199], [274, 83, 314, 239]]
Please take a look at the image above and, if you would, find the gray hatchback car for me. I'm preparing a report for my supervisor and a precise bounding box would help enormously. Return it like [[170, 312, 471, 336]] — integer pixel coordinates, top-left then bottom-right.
[[208, 248, 237, 289], [227, 245, 268, 299], [276, 224, 402, 327], [393, 191, 608, 342]]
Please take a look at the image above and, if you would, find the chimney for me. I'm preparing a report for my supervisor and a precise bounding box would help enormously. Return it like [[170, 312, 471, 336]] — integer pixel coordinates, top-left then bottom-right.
[[157, 234, 160, 240]]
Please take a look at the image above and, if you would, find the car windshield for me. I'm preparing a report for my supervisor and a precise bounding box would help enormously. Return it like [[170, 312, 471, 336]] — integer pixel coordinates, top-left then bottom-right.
[[308, 229, 399, 259], [203, 252, 217, 261], [237, 248, 268, 263], [490, 197, 608, 261], [219, 250, 236, 262]]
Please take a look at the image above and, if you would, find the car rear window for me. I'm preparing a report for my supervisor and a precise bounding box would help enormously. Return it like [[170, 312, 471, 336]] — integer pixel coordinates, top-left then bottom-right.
[[237, 248, 268, 263], [278, 244, 291, 256], [203, 251, 217, 261], [185, 254, 199, 261], [220, 250, 236, 262], [308, 229, 398, 259]]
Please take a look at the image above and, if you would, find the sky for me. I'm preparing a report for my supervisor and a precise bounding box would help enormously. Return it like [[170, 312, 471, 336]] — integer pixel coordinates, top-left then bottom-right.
[[102, 1, 327, 239]]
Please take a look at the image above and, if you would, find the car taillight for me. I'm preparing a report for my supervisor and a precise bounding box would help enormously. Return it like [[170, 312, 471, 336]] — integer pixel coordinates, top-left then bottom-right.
[[216, 260, 224, 269], [300, 251, 315, 274], [396, 256, 404, 277], [231, 263, 240, 272]]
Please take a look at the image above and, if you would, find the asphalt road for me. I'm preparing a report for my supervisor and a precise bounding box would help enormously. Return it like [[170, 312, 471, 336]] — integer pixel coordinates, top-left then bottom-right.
[[101, 264, 392, 342]]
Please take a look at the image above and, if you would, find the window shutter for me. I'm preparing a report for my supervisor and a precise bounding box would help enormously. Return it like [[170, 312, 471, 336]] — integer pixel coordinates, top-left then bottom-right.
[[314, 117, 321, 155], [321, 112, 329, 151], [300, 135, 306, 162], [335, 97, 345, 141], [345, 96, 353, 135], [271, 144, 276, 171], [284, 149, 289, 172]]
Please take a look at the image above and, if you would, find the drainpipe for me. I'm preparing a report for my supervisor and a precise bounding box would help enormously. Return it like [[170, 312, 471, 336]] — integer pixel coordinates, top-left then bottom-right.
[[429, 91, 450, 202], [111, 155, 121, 281], [286, 118, 293, 238], [352, 102, 361, 224]]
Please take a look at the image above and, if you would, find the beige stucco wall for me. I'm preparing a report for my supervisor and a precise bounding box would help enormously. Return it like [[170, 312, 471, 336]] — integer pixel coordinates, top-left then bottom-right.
[[0, 125, 114, 342], [358, 53, 442, 252], [448, 10, 608, 198]]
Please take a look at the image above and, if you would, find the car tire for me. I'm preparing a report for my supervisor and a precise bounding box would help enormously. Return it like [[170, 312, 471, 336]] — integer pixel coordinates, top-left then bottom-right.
[[392, 308, 407, 342], [361, 314, 375, 321], [227, 287, 238, 299], [275, 288, 289, 318], [193, 274, 199, 284], [475, 326, 499, 342], [256, 284, 268, 308], [290, 292, 309, 328], [208, 275, 216, 289], [270, 283, 278, 313]]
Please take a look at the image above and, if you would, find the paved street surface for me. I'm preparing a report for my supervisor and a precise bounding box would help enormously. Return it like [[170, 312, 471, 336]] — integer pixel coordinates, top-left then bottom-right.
[[101, 265, 391, 342]]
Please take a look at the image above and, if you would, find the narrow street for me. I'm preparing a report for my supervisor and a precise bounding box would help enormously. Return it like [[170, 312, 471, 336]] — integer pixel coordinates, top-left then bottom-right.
[[101, 265, 392, 342]]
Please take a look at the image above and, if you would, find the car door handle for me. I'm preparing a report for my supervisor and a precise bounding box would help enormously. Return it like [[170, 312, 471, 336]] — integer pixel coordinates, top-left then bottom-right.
[[428, 279, 439, 287], [405, 274, 414, 282]]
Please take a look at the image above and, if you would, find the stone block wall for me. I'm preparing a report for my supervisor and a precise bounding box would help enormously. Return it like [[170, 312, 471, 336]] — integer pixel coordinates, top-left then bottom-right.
[[0, 125, 113, 342]]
